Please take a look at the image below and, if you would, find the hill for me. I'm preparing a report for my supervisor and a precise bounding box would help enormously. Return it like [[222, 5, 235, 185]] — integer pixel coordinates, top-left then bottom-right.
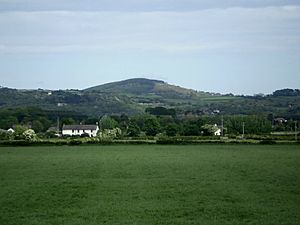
[[0, 79, 299, 119], [85, 78, 208, 99], [85, 78, 164, 94]]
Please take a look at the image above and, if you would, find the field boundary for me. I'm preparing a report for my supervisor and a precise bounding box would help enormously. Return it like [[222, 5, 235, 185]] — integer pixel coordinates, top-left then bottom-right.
[[0, 138, 299, 147]]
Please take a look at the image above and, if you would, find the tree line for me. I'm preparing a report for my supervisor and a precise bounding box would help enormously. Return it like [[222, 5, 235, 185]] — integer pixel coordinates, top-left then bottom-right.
[[0, 107, 298, 139]]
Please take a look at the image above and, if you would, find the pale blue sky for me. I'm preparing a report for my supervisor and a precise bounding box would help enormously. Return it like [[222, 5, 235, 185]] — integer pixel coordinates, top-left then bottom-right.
[[0, 0, 300, 94]]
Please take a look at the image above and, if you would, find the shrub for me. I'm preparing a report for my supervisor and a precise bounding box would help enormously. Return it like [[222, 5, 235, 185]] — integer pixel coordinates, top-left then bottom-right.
[[22, 129, 37, 142], [80, 133, 90, 138], [69, 139, 83, 145], [259, 140, 276, 145]]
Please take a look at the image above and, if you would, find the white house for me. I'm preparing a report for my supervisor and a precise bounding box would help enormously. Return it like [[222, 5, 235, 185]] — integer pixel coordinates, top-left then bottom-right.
[[214, 128, 221, 136], [62, 125, 99, 137], [214, 124, 221, 136], [7, 128, 15, 133]]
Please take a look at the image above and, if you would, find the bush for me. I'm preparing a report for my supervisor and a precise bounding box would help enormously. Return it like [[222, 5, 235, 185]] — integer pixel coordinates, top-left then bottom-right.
[[259, 140, 276, 145], [156, 136, 223, 145], [0, 140, 31, 146], [80, 133, 90, 138], [0, 131, 10, 140], [22, 129, 37, 142], [69, 139, 83, 145]]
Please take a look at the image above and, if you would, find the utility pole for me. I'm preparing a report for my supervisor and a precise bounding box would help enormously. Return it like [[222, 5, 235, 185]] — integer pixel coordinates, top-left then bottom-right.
[[242, 122, 245, 139], [57, 116, 60, 134], [221, 115, 224, 137], [295, 121, 298, 142]]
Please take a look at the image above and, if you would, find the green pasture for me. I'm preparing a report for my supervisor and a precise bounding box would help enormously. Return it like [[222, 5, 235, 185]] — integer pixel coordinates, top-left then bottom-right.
[[0, 145, 299, 225]]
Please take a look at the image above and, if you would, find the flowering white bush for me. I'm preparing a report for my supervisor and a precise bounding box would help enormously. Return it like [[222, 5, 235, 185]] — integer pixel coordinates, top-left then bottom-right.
[[98, 128, 122, 140], [22, 129, 37, 142]]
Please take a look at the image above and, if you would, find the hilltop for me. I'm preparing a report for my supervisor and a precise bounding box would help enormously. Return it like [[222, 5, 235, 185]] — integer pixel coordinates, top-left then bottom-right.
[[85, 78, 210, 99], [85, 78, 165, 94]]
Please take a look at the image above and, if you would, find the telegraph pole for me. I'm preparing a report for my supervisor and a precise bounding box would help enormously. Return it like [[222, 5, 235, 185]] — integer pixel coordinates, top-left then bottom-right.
[[295, 121, 298, 142], [221, 115, 224, 137], [242, 122, 245, 139], [57, 116, 60, 135], [57, 117, 59, 128]]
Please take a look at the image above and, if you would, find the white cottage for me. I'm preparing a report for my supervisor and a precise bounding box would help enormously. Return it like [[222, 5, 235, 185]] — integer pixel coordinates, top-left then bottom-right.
[[214, 124, 222, 136], [62, 124, 99, 137]]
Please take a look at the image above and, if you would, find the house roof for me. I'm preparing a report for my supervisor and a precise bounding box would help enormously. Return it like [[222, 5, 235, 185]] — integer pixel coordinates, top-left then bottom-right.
[[0, 129, 8, 133], [47, 126, 59, 132], [62, 125, 98, 130], [274, 117, 286, 120]]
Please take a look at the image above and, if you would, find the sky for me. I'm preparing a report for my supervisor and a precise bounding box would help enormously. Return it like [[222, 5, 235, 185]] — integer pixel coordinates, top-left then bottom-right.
[[0, 0, 300, 95]]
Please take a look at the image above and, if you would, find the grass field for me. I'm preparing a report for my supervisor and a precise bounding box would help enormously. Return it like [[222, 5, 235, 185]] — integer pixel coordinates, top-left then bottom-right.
[[0, 145, 299, 225]]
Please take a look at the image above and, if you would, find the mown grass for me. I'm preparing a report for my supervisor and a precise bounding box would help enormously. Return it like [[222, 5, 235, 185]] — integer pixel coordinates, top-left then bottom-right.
[[0, 145, 299, 225]]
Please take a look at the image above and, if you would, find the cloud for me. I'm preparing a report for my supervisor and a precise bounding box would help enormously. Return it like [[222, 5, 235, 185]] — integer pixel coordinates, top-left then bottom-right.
[[0, 6, 300, 54], [0, 0, 300, 11]]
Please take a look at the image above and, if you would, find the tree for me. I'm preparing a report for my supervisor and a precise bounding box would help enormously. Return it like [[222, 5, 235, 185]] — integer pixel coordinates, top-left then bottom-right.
[[273, 89, 300, 97], [100, 116, 118, 130], [32, 120, 44, 133], [98, 128, 122, 140], [0, 131, 10, 140], [61, 118, 76, 125], [182, 123, 200, 136], [201, 124, 218, 136], [144, 117, 161, 136], [127, 122, 140, 137], [225, 115, 272, 135], [165, 124, 179, 136], [0, 116, 18, 129], [14, 125, 28, 140], [146, 107, 176, 116], [117, 114, 130, 131]]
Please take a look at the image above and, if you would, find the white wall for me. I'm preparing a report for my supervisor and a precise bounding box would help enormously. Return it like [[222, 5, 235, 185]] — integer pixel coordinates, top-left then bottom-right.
[[62, 127, 99, 137]]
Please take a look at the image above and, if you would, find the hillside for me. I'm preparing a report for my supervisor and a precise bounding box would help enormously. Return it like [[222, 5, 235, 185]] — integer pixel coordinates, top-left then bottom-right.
[[0, 79, 299, 119], [85, 78, 209, 99], [85, 78, 164, 94]]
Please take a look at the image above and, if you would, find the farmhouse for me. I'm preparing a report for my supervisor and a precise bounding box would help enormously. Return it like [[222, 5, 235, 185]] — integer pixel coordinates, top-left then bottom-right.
[[62, 124, 99, 137], [214, 128, 221, 136], [213, 124, 222, 136], [274, 117, 288, 123], [0, 128, 15, 133]]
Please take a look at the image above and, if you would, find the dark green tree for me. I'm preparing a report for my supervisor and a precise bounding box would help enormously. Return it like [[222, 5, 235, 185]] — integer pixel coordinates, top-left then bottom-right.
[[32, 120, 44, 133], [165, 124, 179, 136], [144, 117, 161, 136], [61, 118, 76, 125], [127, 122, 140, 137], [100, 116, 118, 130]]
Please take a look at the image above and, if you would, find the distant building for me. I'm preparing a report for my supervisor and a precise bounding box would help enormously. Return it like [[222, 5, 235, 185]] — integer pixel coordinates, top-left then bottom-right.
[[274, 118, 288, 123], [212, 109, 220, 115], [0, 128, 15, 134], [62, 125, 99, 137], [214, 129, 221, 136], [47, 126, 60, 136], [214, 124, 221, 136], [47, 127, 59, 133], [7, 128, 15, 133], [57, 103, 67, 107]]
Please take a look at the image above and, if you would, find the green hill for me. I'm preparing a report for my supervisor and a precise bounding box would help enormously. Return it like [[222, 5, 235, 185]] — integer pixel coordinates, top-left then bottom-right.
[[85, 78, 207, 98], [0, 79, 299, 119], [85, 78, 164, 94]]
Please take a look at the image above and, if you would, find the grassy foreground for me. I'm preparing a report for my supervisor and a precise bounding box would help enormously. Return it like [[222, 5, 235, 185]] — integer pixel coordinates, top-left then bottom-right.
[[0, 145, 299, 225]]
